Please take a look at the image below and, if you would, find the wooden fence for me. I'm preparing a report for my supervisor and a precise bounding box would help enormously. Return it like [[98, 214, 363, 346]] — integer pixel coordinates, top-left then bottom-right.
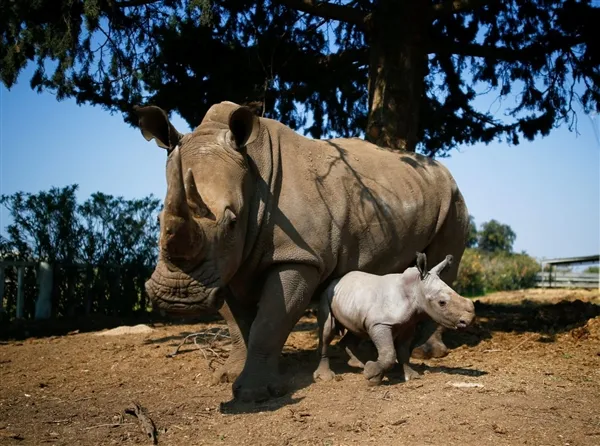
[[0, 261, 152, 321], [535, 272, 599, 289]]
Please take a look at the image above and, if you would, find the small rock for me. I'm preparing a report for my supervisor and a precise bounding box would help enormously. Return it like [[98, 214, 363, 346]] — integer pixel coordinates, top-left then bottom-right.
[[391, 419, 407, 426], [447, 382, 484, 389], [95, 325, 155, 336], [492, 423, 507, 434]]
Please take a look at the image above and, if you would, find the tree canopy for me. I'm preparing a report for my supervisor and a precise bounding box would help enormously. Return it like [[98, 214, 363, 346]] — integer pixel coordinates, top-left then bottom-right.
[[477, 219, 517, 253], [2, 0, 598, 156]]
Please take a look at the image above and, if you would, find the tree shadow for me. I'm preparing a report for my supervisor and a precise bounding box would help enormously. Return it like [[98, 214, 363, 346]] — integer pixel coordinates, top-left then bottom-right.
[[0, 311, 224, 341]]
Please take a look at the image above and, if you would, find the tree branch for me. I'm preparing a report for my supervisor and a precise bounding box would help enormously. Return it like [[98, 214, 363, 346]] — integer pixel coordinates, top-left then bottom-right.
[[273, 0, 366, 27], [115, 0, 161, 7], [432, 37, 585, 62], [316, 48, 368, 67], [431, 0, 491, 18]]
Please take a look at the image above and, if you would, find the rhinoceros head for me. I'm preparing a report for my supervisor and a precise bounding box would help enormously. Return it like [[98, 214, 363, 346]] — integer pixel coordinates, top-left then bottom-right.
[[134, 104, 258, 314], [415, 253, 475, 330]]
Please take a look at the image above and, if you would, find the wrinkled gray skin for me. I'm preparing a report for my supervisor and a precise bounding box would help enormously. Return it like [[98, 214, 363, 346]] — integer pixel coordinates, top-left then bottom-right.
[[313, 253, 476, 385], [134, 101, 470, 402]]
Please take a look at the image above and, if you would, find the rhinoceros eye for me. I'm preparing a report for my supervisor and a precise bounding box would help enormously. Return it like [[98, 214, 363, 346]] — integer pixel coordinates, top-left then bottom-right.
[[224, 208, 237, 230], [439, 300, 447, 307]]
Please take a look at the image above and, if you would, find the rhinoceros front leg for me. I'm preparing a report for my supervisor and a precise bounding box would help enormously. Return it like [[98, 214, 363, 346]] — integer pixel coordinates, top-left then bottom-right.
[[232, 264, 319, 402], [363, 324, 396, 386], [411, 320, 448, 360], [212, 298, 256, 384]]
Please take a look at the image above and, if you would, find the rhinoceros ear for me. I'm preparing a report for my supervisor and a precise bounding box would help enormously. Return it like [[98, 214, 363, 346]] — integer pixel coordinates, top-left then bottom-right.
[[416, 252, 428, 280], [134, 105, 182, 151], [228, 106, 259, 150]]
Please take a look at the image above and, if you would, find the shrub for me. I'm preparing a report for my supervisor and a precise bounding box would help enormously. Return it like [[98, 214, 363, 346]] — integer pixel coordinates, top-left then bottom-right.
[[454, 249, 541, 295], [454, 248, 485, 296], [482, 252, 541, 291]]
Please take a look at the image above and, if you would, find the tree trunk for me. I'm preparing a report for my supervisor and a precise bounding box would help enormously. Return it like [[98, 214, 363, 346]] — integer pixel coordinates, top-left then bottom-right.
[[366, 0, 429, 152]]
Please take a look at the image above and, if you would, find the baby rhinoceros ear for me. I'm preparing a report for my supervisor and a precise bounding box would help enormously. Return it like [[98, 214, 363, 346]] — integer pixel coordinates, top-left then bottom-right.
[[415, 252, 428, 280]]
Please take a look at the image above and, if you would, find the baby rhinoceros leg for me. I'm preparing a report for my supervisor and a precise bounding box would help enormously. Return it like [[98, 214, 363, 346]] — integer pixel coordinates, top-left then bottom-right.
[[313, 296, 337, 382], [338, 332, 365, 369], [363, 325, 396, 386], [395, 335, 421, 382]]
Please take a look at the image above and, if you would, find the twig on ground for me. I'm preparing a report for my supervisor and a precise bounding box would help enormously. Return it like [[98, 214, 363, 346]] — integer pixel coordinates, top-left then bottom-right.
[[166, 328, 230, 359], [125, 401, 158, 445], [510, 334, 535, 351], [84, 422, 134, 430]]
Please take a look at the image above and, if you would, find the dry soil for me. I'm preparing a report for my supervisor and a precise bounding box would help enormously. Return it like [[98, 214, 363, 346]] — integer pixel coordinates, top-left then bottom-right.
[[1, 288, 599, 446]]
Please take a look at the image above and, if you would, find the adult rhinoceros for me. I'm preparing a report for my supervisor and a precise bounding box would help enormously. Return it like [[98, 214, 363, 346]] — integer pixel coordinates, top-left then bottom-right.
[[134, 101, 469, 402]]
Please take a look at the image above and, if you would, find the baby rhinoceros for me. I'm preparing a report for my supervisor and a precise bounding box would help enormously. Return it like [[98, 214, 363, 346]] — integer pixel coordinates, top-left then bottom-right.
[[313, 253, 475, 386]]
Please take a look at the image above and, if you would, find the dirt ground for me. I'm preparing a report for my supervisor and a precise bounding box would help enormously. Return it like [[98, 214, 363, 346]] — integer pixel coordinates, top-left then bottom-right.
[[1, 288, 600, 446]]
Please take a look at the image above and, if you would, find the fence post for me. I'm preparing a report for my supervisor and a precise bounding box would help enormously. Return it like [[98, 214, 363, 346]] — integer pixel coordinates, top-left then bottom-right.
[[16, 266, 25, 319], [0, 266, 5, 316], [35, 262, 53, 320]]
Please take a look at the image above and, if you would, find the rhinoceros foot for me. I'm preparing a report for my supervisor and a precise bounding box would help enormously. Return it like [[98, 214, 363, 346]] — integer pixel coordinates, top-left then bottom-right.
[[313, 364, 336, 382], [402, 364, 422, 382], [363, 360, 385, 386], [212, 354, 246, 384], [232, 367, 286, 402]]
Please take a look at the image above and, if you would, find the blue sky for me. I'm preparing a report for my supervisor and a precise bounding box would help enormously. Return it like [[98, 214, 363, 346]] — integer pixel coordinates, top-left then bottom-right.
[[1, 66, 599, 262]]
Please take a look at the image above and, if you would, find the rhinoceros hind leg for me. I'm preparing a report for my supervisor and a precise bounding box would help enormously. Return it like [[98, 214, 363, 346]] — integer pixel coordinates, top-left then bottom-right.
[[395, 328, 422, 381], [338, 332, 365, 369], [313, 291, 337, 382]]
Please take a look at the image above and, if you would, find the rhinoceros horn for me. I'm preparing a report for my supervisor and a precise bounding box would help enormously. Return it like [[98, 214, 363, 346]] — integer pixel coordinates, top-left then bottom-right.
[[162, 147, 202, 260]]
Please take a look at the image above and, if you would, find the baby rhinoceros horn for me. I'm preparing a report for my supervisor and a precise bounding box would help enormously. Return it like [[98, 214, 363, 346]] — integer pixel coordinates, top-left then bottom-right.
[[430, 255, 453, 276], [418, 253, 475, 331]]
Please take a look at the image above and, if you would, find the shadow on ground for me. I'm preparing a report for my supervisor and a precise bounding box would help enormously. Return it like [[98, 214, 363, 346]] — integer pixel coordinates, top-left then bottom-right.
[[444, 298, 600, 349], [0, 311, 223, 341]]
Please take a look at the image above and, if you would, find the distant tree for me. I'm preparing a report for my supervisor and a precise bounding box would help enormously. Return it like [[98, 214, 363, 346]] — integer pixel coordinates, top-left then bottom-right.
[[584, 265, 599, 274], [79, 192, 160, 266], [478, 219, 516, 253], [0, 186, 161, 318], [466, 214, 478, 248], [0, 185, 82, 264], [1, 1, 599, 156]]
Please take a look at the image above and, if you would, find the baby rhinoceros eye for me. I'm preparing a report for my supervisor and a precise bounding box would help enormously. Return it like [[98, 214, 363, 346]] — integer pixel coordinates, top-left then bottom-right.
[[438, 300, 447, 307]]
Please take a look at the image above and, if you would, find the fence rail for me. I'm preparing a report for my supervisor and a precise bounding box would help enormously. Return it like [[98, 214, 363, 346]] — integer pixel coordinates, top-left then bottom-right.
[[535, 272, 599, 289], [0, 261, 153, 321]]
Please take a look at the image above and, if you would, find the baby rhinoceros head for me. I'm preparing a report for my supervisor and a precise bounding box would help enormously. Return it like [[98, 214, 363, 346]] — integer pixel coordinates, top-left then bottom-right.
[[414, 252, 475, 330]]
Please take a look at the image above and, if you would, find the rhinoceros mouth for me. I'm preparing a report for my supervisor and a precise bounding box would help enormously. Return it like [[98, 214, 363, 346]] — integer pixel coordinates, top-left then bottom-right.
[[145, 261, 223, 314]]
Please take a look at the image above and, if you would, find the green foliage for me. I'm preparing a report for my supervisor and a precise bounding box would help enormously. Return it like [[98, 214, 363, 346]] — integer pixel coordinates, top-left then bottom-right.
[[0, 186, 160, 320], [478, 219, 516, 253], [453, 248, 485, 296], [584, 266, 599, 274], [454, 248, 541, 296], [1, 1, 598, 156], [466, 214, 478, 248], [481, 252, 541, 292]]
